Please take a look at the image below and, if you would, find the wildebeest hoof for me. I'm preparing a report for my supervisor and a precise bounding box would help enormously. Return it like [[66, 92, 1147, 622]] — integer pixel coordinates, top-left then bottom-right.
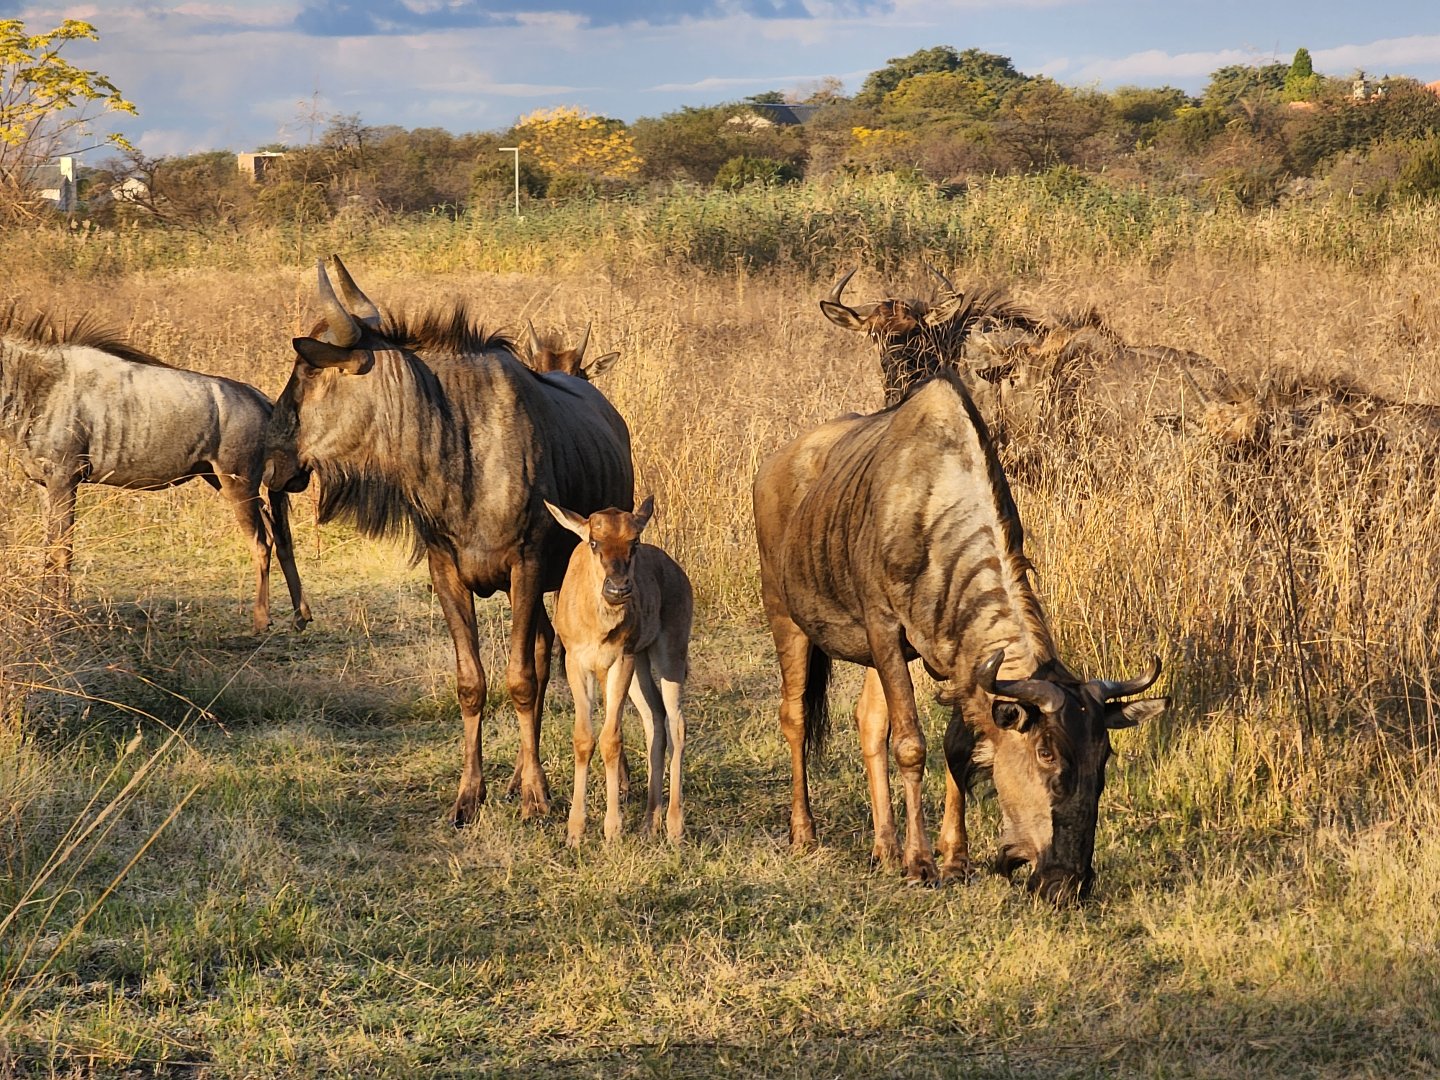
[[939, 858, 974, 885], [905, 855, 940, 886], [292, 610, 311, 631], [519, 788, 550, 820], [450, 784, 486, 828]]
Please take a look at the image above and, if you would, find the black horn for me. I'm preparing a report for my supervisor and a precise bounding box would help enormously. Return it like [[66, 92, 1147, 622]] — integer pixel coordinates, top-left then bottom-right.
[[526, 319, 544, 358], [1095, 656, 1162, 701], [827, 267, 859, 306], [327, 255, 381, 330], [926, 262, 957, 295], [976, 649, 1066, 714], [314, 259, 362, 349]]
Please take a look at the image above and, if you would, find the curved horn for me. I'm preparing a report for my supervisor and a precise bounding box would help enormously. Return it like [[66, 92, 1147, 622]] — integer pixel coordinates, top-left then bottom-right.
[[314, 258, 362, 349], [926, 262, 957, 295], [976, 649, 1067, 714], [827, 267, 859, 306], [575, 320, 591, 363], [1095, 656, 1162, 701], [326, 255, 381, 331], [526, 319, 544, 358]]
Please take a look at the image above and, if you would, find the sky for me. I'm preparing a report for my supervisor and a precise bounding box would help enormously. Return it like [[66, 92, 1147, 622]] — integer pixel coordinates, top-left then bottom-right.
[[13, 1, 1440, 159]]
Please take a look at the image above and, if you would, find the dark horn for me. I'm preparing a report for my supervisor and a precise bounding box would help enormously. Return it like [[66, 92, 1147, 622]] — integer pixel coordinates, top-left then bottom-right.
[[526, 319, 544, 358], [827, 267, 859, 305], [975, 648, 1067, 714], [314, 258, 361, 348], [326, 255, 381, 331], [926, 262, 957, 295], [1096, 656, 1162, 701], [575, 320, 591, 363]]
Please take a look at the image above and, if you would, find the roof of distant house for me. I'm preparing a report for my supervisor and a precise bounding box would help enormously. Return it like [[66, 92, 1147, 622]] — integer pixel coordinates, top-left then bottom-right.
[[747, 103, 820, 126]]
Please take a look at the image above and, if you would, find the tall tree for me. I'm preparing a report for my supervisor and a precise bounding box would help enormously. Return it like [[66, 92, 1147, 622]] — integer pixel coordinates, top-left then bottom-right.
[[0, 18, 136, 220]]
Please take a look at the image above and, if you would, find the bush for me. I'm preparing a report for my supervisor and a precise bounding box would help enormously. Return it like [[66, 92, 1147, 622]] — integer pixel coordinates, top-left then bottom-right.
[[713, 155, 799, 191]]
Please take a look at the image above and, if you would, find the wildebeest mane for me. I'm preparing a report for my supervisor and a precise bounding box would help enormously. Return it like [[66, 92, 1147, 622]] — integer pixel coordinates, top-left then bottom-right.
[[314, 464, 446, 567], [378, 302, 514, 361], [0, 304, 174, 368]]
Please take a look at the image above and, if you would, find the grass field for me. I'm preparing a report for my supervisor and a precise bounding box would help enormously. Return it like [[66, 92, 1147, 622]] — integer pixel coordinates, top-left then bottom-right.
[[3, 200, 1440, 1076]]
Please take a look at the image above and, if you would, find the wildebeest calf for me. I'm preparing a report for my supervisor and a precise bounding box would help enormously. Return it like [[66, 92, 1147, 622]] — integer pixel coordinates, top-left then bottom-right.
[[546, 496, 693, 844]]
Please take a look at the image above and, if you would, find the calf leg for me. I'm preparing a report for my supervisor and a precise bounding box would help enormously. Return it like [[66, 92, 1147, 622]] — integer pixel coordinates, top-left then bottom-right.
[[655, 651, 687, 844], [218, 474, 271, 634], [856, 667, 901, 871], [428, 549, 487, 826], [566, 650, 598, 846], [627, 660, 667, 836], [600, 654, 635, 841]]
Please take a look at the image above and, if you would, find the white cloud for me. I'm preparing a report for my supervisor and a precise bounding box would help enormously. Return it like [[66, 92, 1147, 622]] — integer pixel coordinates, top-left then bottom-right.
[[1312, 34, 1440, 76]]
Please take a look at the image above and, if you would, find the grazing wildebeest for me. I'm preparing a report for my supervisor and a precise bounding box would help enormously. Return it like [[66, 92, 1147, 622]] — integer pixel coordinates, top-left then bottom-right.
[[0, 307, 310, 632], [546, 496, 693, 845], [753, 370, 1167, 899], [263, 257, 633, 825], [820, 268, 1233, 453], [521, 321, 620, 381], [819, 267, 1045, 407]]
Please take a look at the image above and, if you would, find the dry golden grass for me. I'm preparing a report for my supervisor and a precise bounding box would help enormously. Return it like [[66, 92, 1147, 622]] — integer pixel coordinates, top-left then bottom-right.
[[2, 211, 1440, 1077]]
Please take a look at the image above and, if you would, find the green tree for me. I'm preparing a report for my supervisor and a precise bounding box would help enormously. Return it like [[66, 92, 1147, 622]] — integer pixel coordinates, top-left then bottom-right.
[[856, 46, 962, 106], [1283, 47, 1322, 102], [881, 71, 996, 126], [0, 18, 136, 220], [995, 79, 1110, 169], [1202, 62, 1288, 109]]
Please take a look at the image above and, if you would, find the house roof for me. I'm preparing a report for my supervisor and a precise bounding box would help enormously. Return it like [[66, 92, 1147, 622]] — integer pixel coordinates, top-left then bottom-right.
[[747, 103, 820, 126]]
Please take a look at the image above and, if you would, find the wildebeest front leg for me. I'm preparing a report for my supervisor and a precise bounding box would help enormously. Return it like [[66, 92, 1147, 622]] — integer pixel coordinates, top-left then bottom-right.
[[856, 667, 902, 871], [939, 708, 976, 882], [506, 602, 558, 801], [266, 489, 311, 630], [769, 614, 818, 848], [218, 473, 272, 634], [867, 624, 938, 884], [427, 549, 488, 826], [506, 560, 551, 819], [41, 471, 80, 607]]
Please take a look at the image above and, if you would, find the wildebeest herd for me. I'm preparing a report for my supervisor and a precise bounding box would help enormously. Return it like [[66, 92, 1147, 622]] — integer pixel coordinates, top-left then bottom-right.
[[5, 256, 1433, 904]]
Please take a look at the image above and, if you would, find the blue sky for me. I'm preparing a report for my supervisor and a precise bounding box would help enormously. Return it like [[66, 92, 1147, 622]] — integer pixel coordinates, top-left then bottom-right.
[[24, 1, 1440, 158]]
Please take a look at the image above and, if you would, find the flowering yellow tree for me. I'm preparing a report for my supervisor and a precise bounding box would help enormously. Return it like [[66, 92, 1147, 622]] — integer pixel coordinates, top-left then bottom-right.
[[514, 106, 641, 182]]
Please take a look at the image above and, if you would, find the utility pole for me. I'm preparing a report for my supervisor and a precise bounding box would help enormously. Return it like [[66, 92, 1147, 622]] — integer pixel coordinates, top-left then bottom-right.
[[498, 147, 520, 217]]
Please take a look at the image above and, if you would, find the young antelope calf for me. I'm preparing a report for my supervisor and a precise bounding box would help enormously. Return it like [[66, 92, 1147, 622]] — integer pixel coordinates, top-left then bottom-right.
[[546, 496, 693, 844]]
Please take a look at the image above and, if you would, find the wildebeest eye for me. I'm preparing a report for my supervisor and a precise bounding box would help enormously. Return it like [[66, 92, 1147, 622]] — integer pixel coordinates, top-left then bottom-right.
[[1035, 741, 1057, 767], [588, 540, 598, 552]]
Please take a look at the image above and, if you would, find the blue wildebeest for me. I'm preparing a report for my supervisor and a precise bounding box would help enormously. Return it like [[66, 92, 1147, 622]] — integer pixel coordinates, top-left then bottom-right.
[[263, 257, 634, 825], [0, 308, 310, 632], [522, 321, 620, 381], [753, 370, 1167, 900]]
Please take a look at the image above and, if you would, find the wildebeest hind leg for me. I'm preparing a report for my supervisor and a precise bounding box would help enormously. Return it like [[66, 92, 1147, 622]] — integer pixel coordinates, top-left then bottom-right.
[[218, 474, 271, 634], [856, 668, 902, 871], [507, 603, 560, 803], [41, 472, 80, 610], [428, 549, 488, 826]]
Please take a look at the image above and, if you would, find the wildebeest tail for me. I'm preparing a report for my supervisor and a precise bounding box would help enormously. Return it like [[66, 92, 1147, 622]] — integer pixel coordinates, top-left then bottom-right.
[[802, 646, 833, 756]]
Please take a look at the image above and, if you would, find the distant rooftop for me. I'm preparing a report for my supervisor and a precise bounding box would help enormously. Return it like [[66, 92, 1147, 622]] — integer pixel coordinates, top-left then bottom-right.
[[746, 103, 820, 126]]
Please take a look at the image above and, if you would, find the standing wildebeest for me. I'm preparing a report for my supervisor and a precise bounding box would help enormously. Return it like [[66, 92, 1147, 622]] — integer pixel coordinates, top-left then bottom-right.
[[263, 257, 633, 825], [0, 308, 310, 632], [753, 371, 1167, 899], [521, 321, 620, 381], [546, 496, 693, 845]]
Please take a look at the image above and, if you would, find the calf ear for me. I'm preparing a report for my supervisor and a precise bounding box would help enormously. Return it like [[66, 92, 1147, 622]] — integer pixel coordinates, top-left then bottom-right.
[[632, 495, 655, 531], [1104, 697, 1168, 730], [293, 337, 370, 375], [544, 500, 589, 538]]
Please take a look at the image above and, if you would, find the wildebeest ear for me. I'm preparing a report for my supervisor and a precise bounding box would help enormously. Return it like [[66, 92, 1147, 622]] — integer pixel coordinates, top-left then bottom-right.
[[992, 701, 1027, 730], [292, 337, 370, 375], [1104, 696, 1168, 730], [543, 499, 589, 538], [819, 300, 866, 332], [583, 351, 620, 378], [632, 495, 655, 532]]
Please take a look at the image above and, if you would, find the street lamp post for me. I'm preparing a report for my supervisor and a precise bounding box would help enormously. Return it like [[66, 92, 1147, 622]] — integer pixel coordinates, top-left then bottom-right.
[[498, 147, 520, 218]]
